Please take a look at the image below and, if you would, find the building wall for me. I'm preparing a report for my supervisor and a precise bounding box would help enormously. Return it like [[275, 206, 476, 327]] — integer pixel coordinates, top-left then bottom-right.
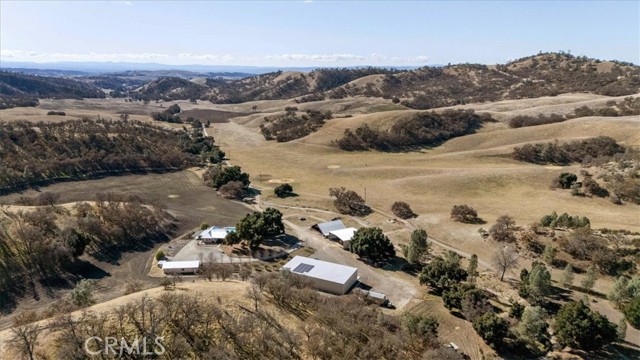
[[299, 271, 358, 295], [163, 267, 198, 275], [341, 271, 358, 294]]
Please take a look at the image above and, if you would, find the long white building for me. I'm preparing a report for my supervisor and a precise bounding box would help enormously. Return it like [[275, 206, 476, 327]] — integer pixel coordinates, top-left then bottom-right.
[[281, 256, 358, 294]]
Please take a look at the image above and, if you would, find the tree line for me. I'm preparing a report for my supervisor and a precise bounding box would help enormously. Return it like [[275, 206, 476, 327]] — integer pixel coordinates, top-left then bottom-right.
[[509, 96, 640, 128], [335, 109, 487, 151], [0, 193, 174, 313], [0, 71, 105, 105], [260, 107, 332, 142], [6, 271, 466, 360], [0, 119, 224, 194], [512, 136, 626, 165]]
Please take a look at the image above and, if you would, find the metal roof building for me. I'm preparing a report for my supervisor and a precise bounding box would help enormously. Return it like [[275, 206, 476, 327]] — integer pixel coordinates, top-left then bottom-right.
[[196, 226, 236, 243], [281, 256, 358, 294], [312, 220, 346, 237], [162, 260, 200, 275], [328, 227, 358, 249]]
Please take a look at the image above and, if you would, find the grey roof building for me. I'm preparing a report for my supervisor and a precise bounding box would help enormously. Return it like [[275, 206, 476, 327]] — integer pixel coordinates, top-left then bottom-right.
[[281, 256, 358, 294], [312, 219, 346, 237]]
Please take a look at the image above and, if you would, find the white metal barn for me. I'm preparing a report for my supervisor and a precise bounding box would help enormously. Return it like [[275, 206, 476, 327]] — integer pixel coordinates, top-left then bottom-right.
[[281, 256, 358, 294], [312, 220, 346, 237], [162, 260, 200, 275], [328, 227, 357, 249]]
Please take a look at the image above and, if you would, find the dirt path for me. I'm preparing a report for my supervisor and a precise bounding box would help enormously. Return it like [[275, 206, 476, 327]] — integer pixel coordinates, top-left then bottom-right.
[[255, 194, 420, 310]]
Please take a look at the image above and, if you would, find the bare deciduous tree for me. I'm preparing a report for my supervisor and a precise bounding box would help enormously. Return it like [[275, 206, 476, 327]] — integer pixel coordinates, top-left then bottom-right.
[[492, 245, 519, 281], [8, 312, 43, 360]]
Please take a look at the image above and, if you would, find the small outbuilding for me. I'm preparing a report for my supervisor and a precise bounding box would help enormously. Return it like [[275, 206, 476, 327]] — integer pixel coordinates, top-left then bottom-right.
[[312, 220, 346, 237], [162, 260, 200, 275], [196, 226, 236, 244], [281, 256, 358, 295], [328, 227, 357, 249]]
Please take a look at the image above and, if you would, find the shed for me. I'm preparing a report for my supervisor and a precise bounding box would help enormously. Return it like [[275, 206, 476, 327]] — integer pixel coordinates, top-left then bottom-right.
[[312, 220, 346, 237], [162, 260, 200, 275], [196, 226, 236, 244], [328, 227, 357, 249], [281, 256, 358, 294]]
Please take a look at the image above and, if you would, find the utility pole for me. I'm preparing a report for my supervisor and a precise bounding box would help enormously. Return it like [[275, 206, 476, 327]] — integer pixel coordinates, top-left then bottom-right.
[[364, 187, 367, 202]]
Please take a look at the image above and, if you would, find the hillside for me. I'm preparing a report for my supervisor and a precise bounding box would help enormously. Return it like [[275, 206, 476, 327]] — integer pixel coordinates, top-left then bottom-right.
[[132, 77, 210, 101], [127, 53, 640, 107], [369, 53, 640, 109], [0, 71, 105, 104], [0, 119, 223, 193]]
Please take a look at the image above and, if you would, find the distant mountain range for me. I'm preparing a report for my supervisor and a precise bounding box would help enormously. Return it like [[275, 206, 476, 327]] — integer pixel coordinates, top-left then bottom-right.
[[0, 61, 422, 76], [1, 53, 638, 110]]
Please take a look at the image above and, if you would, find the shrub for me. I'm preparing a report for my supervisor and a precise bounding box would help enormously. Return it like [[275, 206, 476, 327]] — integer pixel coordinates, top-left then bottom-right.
[[329, 187, 371, 216], [624, 296, 640, 329], [46, 111, 66, 116], [509, 302, 525, 319], [582, 177, 609, 197], [124, 281, 143, 295], [155, 250, 165, 261], [450, 205, 480, 223], [539, 211, 589, 229], [274, 183, 294, 198], [219, 180, 247, 199], [391, 201, 416, 219], [68, 279, 96, 307], [553, 172, 577, 189]]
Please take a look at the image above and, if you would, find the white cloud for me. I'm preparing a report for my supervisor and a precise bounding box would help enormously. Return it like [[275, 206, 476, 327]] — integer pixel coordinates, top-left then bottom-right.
[[0, 49, 430, 66], [265, 53, 366, 62], [177, 53, 235, 63]]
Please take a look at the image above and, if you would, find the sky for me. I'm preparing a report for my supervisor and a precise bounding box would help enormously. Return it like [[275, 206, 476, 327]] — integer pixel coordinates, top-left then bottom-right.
[[1, 0, 638, 67]]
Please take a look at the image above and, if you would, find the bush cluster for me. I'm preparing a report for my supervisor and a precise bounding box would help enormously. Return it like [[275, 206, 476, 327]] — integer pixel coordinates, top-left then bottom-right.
[[512, 136, 625, 165], [336, 109, 485, 151]]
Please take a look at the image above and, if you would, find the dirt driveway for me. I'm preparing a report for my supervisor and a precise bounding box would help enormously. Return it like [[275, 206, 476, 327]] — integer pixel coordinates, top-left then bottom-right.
[[254, 196, 420, 310]]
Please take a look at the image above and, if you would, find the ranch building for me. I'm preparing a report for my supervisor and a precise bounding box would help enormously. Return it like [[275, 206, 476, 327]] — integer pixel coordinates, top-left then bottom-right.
[[281, 256, 358, 295]]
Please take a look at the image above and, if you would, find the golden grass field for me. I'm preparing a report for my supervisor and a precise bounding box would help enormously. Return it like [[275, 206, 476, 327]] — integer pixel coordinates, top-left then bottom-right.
[[1, 93, 639, 358], [2, 94, 638, 283]]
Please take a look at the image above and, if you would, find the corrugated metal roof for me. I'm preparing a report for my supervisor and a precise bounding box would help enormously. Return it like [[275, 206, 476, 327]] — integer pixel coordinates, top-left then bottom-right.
[[197, 226, 236, 239], [329, 227, 357, 241], [316, 220, 346, 236], [162, 260, 200, 270], [281, 256, 357, 284]]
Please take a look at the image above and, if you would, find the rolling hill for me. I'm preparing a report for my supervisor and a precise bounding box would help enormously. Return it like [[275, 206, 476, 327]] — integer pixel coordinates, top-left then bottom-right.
[[127, 53, 640, 107], [0, 71, 105, 100]]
